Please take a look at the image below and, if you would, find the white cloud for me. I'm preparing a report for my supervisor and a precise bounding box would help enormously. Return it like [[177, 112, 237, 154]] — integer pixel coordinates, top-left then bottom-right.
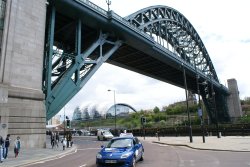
[[60, 0, 250, 118]]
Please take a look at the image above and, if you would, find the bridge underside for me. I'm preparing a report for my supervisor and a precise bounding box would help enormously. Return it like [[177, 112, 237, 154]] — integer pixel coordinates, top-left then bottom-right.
[[44, 0, 230, 123]]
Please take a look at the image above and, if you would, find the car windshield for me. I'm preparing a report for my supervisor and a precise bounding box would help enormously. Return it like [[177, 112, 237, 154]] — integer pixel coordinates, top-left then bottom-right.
[[103, 131, 112, 135], [106, 138, 133, 148]]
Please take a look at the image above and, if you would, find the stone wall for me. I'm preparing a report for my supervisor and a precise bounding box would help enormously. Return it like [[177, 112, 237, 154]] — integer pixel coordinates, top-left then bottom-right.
[[0, 0, 47, 148]]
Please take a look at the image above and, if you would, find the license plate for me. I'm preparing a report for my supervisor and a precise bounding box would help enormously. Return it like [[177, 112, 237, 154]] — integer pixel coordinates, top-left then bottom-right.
[[105, 160, 117, 163]]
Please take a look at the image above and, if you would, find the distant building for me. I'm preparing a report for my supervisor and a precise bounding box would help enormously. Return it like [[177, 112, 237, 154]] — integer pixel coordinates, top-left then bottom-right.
[[106, 103, 137, 118], [71, 103, 137, 120], [48, 115, 61, 125], [72, 107, 82, 120]]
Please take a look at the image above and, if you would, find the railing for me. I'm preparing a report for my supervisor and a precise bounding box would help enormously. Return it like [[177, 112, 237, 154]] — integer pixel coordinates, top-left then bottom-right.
[[129, 124, 250, 137], [75, 0, 108, 16]]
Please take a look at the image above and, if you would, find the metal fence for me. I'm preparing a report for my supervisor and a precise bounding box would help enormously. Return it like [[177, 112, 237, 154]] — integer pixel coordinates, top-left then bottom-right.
[[129, 123, 250, 137]]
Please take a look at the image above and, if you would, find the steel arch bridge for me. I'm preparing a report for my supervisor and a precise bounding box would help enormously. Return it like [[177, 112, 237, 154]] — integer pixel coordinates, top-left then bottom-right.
[[43, 0, 230, 123]]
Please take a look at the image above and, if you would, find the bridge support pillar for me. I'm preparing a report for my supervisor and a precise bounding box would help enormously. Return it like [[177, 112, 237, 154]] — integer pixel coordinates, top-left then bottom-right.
[[227, 78, 242, 121], [0, 0, 46, 148]]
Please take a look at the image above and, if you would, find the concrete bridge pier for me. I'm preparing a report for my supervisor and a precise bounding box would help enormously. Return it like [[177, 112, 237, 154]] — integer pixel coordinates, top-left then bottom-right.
[[0, 0, 47, 148], [227, 78, 243, 121]]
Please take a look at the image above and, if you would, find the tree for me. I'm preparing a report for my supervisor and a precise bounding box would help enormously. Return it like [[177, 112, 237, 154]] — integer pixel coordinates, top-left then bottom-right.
[[153, 106, 160, 114]]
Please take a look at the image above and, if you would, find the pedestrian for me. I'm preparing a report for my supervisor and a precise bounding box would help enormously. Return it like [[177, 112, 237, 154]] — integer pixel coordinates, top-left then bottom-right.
[[0, 135, 4, 163], [61, 137, 66, 150], [14, 136, 21, 158], [4, 134, 10, 159], [69, 133, 72, 147], [66, 133, 69, 148], [51, 132, 55, 148], [55, 132, 59, 148]]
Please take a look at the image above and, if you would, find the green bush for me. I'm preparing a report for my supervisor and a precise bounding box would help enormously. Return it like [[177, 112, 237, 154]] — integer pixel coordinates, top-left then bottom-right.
[[239, 115, 250, 123]]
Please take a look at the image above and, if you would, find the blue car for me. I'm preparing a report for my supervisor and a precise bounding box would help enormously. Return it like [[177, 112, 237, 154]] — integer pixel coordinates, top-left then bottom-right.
[[96, 136, 144, 167]]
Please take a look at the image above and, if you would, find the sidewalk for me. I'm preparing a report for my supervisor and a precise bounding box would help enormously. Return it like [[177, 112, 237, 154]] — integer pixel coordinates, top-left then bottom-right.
[[1, 137, 76, 167], [138, 136, 250, 152]]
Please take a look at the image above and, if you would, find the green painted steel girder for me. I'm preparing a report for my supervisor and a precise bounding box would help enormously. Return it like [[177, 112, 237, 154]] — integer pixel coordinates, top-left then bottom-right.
[[43, 6, 122, 120]]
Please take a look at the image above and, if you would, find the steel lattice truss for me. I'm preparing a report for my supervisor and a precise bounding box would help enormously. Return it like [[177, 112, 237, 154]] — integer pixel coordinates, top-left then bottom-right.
[[126, 5, 218, 82], [44, 1, 230, 123]]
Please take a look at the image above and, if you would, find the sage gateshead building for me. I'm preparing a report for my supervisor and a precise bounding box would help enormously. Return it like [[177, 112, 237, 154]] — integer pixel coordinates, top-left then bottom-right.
[[106, 103, 137, 118]]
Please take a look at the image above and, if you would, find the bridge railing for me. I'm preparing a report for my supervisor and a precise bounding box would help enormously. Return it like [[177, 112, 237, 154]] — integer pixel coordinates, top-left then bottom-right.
[[75, 0, 107, 16], [75, 0, 154, 42], [109, 11, 154, 41]]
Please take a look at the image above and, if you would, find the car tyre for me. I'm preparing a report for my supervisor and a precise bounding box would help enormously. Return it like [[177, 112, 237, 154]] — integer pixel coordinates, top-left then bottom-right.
[[132, 156, 136, 167], [139, 151, 144, 161]]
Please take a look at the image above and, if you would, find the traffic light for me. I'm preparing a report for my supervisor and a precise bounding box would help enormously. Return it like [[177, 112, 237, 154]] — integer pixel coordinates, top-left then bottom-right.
[[141, 117, 146, 125], [66, 119, 70, 128]]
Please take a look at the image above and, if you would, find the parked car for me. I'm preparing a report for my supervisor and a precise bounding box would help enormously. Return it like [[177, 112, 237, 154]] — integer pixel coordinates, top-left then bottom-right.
[[97, 130, 114, 141], [96, 136, 144, 167]]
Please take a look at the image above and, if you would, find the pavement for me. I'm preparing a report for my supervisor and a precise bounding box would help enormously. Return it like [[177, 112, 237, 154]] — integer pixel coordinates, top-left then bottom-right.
[[1, 137, 77, 167], [1, 135, 250, 167], [138, 136, 250, 152]]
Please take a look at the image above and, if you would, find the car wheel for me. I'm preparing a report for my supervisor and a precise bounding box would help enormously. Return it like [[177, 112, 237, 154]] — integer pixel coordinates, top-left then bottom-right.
[[132, 156, 136, 167], [139, 151, 144, 161]]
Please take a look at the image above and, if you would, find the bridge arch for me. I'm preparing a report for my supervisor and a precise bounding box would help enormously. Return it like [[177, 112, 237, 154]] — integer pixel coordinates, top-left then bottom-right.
[[126, 5, 218, 82]]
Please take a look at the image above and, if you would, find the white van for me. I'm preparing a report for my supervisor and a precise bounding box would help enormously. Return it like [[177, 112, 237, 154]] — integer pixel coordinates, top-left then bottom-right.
[[97, 130, 114, 141]]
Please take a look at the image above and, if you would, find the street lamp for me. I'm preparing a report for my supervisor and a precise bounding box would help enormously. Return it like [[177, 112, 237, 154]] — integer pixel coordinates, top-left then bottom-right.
[[106, 0, 111, 11], [64, 106, 66, 138], [108, 89, 116, 135]]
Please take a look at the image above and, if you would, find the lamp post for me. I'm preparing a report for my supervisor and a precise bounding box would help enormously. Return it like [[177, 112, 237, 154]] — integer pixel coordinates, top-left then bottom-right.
[[106, 0, 111, 11], [108, 89, 116, 135], [64, 106, 66, 138]]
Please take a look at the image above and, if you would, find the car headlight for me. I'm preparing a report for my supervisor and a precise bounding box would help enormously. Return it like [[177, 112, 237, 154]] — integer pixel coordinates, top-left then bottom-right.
[[121, 152, 132, 159], [96, 153, 102, 159]]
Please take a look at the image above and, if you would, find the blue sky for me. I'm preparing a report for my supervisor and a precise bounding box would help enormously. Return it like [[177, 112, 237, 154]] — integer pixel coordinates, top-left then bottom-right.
[[59, 0, 250, 118]]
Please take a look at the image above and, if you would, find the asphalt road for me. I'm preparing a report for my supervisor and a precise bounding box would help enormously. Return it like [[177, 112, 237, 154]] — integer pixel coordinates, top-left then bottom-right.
[[24, 136, 250, 167]]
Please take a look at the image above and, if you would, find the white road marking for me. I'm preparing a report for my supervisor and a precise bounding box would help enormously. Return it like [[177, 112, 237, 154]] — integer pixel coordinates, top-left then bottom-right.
[[21, 147, 99, 167], [32, 161, 45, 164], [58, 155, 66, 158], [155, 143, 169, 147], [77, 148, 100, 150]]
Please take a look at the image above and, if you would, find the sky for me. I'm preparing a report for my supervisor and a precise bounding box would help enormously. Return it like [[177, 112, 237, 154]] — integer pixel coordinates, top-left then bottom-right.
[[59, 0, 250, 118]]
